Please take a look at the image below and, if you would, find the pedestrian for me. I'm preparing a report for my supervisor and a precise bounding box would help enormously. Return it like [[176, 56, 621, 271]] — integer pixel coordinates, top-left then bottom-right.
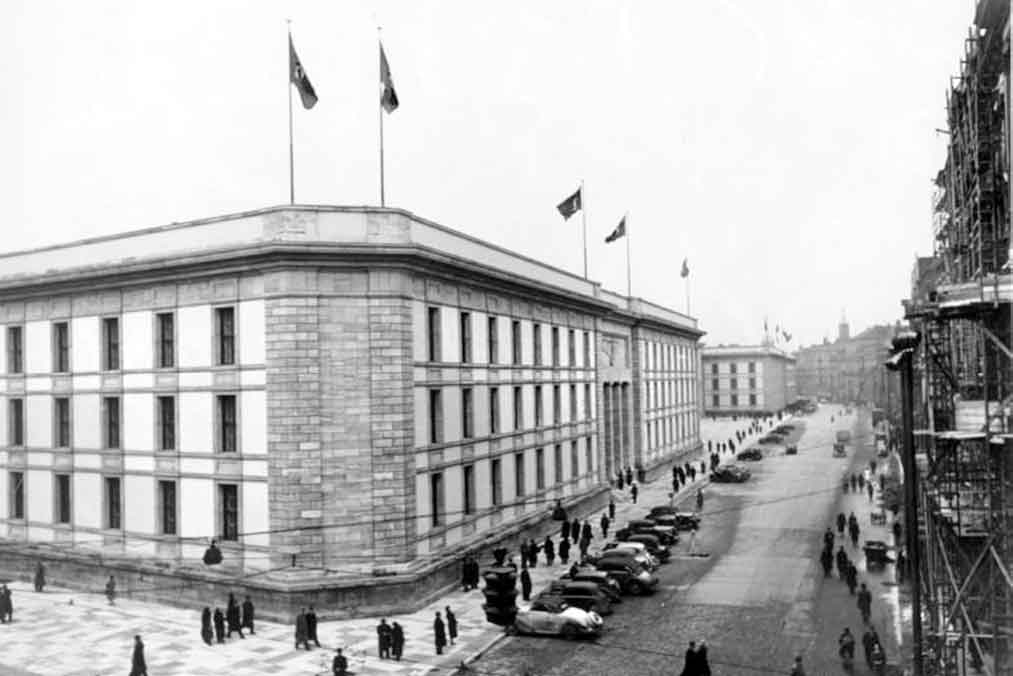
[[600, 513, 610, 539], [625, 466, 633, 485], [242, 595, 255, 634], [581, 520, 593, 543], [858, 473, 865, 490], [697, 640, 712, 676], [616, 470, 624, 490], [867, 481, 874, 502], [33, 561, 45, 593], [200, 607, 213, 646], [519, 540, 529, 567], [527, 538, 540, 568], [823, 527, 835, 551], [861, 628, 876, 667], [0, 584, 10, 623], [630, 483, 638, 504], [461, 556, 472, 591], [892, 520, 902, 544], [561, 519, 571, 542], [689, 466, 696, 481], [558, 537, 570, 564], [850, 474, 858, 491], [214, 607, 226, 644], [700, 460, 707, 476], [579, 534, 590, 560], [879, 473, 886, 491], [377, 618, 391, 658], [789, 655, 806, 676], [836, 546, 849, 579], [434, 611, 447, 655], [608, 498, 616, 520], [543, 536, 555, 566], [226, 593, 245, 639], [708, 440, 713, 452], [843, 476, 850, 493], [333, 648, 349, 675], [520, 563, 532, 601], [129, 635, 147, 676], [857, 583, 872, 623], [836, 512, 846, 536], [445, 606, 458, 646], [0, 585, 9, 624], [295, 608, 311, 650], [845, 562, 858, 595], [870, 459, 877, 474], [820, 547, 833, 577], [105, 575, 116, 606], [571, 518, 581, 545], [679, 640, 698, 676], [849, 519, 861, 548], [391, 621, 405, 660], [307, 605, 321, 647], [687, 523, 698, 555]]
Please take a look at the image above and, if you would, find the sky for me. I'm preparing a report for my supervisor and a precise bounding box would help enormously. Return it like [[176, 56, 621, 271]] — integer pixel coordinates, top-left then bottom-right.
[[2, 1, 975, 347]]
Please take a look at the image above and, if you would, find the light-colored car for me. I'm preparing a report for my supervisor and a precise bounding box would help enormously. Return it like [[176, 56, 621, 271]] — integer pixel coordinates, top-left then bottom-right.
[[601, 542, 659, 570], [513, 604, 604, 639]]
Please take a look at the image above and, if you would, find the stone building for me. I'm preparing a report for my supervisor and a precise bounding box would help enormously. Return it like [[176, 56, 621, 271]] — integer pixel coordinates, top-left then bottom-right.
[[794, 318, 898, 407], [701, 344, 797, 416], [0, 205, 701, 608]]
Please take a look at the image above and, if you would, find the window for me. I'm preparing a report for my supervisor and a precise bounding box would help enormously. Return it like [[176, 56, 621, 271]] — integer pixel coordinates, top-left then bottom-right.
[[105, 477, 122, 529], [489, 387, 499, 435], [730, 363, 737, 375], [158, 396, 176, 451], [583, 331, 591, 366], [514, 453, 525, 497], [217, 395, 237, 452], [463, 464, 475, 515], [584, 384, 592, 419], [430, 472, 444, 526], [55, 474, 71, 524], [551, 327, 560, 366], [570, 441, 579, 479], [712, 394, 719, 408], [534, 386, 543, 427], [159, 480, 177, 535], [460, 311, 472, 363], [156, 312, 175, 368], [490, 458, 502, 506], [215, 307, 236, 366], [102, 397, 120, 449], [54, 398, 70, 448], [461, 387, 474, 439], [585, 437, 593, 475], [6, 326, 23, 374], [554, 444, 563, 484], [429, 389, 443, 443], [711, 363, 718, 375], [711, 378, 719, 391], [8, 399, 24, 446], [749, 377, 756, 390], [9, 472, 24, 519], [569, 384, 577, 421], [730, 378, 738, 390], [731, 394, 739, 407], [749, 394, 757, 406], [512, 386, 523, 430], [52, 322, 70, 372], [748, 361, 756, 374], [102, 317, 120, 371], [552, 385, 561, 424], [511, 320, 522, 365], [219, 483, 238, 540], [533, 324, 542, 365], [487, 317, 498, 364], [536, 448, 545, 489]]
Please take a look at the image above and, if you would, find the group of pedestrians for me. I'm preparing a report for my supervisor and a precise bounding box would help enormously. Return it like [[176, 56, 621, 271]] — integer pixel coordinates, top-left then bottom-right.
[[375, 617, 406, 659], [200, 593, 257, 646], [293, 606, 322, 650], [679, 639, 712, 675]]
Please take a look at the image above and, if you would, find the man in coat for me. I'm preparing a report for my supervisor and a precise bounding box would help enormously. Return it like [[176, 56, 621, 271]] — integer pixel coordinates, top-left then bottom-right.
[[823, 528, 835, 551], [581, 521, 593, 544], [560, 519, 570, 542], [680, 640, 698, 676], [836, 546, 849, 580], [600, 513, 610, 539], [295, 608, 311, 650], [520, 563, 532, 601], [241, 595, 255, 634], [434, 611, 447, 655], [857, 583, 872, 623], [214, 607, 226, 644], [129, 635, 147, 676], [0, 584, 11, 623], [543, 536, 555, 565], [836, 512, 847, 536], [333, 648, 348, 675], [558, 537, 570, 564], [200, 607, 213, 646], [105, 576, 116, 606], [391, 622, 405, 660], [820, 546, 833, 577], [608, 499, 616, 520], [630, 483, 638, 504], [845, 561, 858, 595], [226, 593, 245, 639], [848, 518, 861, 548], [445, 606, 458, 646], [377, 618, 391, 658], [33, 561, 45, 592], [307, 605, 321, 647]]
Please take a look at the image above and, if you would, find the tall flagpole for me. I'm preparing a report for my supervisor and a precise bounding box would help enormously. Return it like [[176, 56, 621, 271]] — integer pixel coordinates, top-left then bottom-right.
[[685, 275, 691, 316], [625, 212, 632, 298], [580, 179, 588, 278], [378, 28, 386, 207], [287, 20, 295, 204]]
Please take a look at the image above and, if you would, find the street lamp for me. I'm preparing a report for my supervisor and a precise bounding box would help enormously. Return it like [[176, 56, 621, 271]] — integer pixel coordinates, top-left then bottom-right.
[[885, 330, 923, 676]]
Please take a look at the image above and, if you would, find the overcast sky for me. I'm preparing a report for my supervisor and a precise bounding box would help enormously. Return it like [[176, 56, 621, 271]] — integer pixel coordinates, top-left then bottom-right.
[[3, 1, 973, 346]]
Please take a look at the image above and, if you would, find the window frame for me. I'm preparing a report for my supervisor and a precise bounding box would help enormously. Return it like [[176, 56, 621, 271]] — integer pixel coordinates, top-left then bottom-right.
[[6, 326, 23, 374], [570, 440, 579, 479], [582, 331, 590, 367], [214, 306, 237, 366], [52, 321, 70, 373], [428, 388, 444, 444], [218, 482, 239, 541], [157, 395, 176, 451], [430, 472, 444, 527], [490, 457, 502, 506], [512, 385, 523, 431], [749, 393, 757, 406], [53, 397, 71, 448], [156, 312, 176, 369], [102, 396, 121, 449], [567, 329, 576, 366], [569, 384, 577, 422], [584, 437, 593, 476], [534, 385, 543, 427], [511, 320, 522, 365], [463, 464, 475, 515], [101, 316, 120, 371], [514, 452, 525, 497], [9, 471, 24, 520], [489, 386, 500, 435], [551, 326, 559, 366], [54, 473, 71, 524], [533, 324, 542, 366], [215, 394, 238, 453], [584, 383, 592, 419], [459, 311, 472, 364], [487, 316, 498, 364], [158, 479, 177, 535], [461, 387, 474, 439], [535, 448, 545, 489], [554, 444, 563, 485], [8, 398, 24, 447], [426, 307, 441, 362], [104, 476, 122, 530], [552, 385, 561, 425]]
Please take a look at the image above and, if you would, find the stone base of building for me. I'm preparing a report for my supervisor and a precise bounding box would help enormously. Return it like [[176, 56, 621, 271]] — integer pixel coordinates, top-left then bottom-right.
[[0, 487, 611, 623]]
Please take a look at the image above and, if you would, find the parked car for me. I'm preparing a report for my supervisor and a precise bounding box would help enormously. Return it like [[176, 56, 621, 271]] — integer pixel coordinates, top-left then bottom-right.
[[560, 568, 623, 603], [758, 434, 783, 444], [774, 424, 796, 433], [617, 518, 678, 545], [595, 544, 658, 572], [624, 533, 671, 562], [513, 604, 603, 639], [648, 510, 700, 531], [593, 558, 659, 595], [534, 580, 614, 615], [785, 444, 798, 455], [711, 465, 752, 483], [736, 448, 764, 461]]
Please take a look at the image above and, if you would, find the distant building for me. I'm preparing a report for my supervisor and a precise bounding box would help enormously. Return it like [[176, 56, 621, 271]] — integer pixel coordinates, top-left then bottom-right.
[[701, 345, 797, 416]]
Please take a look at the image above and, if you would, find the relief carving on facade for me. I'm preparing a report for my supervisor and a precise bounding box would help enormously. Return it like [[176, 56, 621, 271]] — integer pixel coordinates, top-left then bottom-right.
[[265, 210, 315, 240]]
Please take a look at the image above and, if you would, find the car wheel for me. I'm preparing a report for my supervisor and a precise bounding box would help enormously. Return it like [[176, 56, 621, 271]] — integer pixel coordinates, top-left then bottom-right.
[[628, 580, 644, 595], [561, 624, 578, 640]]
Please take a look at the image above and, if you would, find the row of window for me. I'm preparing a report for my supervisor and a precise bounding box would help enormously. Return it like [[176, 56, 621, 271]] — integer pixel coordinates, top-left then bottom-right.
[[708, 361, 757, 375], [644, 378, 697, 411], [645, 340, 698, 373], [645, 413, 697, 450], [4, 307, 237, 374], [708, 377, 758, 391], [6, 472, 240, 540], [5, 394, 238, 452], [426, 307, 593, 368], [427, 384, 593, 445], [711, 394, 758, 408], [428, 437, 593, 527]]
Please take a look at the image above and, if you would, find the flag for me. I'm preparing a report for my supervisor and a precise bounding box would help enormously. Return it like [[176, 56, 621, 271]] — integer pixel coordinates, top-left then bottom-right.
[[605, 216, 626, 243], [782, 329, 792, 342], [289, 36, 318, 109], [380, 43, 399, 113], [680, 258, 689, 278], [556, 188, 582, 220]]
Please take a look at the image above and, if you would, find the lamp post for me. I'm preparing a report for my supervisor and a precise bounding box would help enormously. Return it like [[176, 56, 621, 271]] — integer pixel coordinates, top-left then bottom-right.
[[885, 330, 923, 676]]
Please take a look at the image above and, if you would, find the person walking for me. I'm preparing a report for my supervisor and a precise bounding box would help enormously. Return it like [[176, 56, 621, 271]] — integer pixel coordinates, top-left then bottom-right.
[[213, 607, 226, 644], [520, 563, 532, 601], [434, 611, 447, 655], [836, 546, 849, 580], [105, 575, 116, 606], [333, 648, 349, 675], [561, 519, 571, 542], [861, 627, 877, 668], [600, 513, 610, 539], [824, 528, 835, 551], [820, 546, 833, 577], [849, 519, 861, 548], [687, 523, 698, 555], [845, 561, 858, 595], [789, 655, 806, 675], [866, 481, 874, 502], [679, 640, 698, 676], [616, 470, 624, 490], [836, 512, 846, 536], [307, 605, 321, 647], [33, 561, 46, 593], [445, 606, 458, 646], [571, 517, 581, 545], [377, 618, 391, 658], [201, 607, 213, 646], [857, 583, 872, 624], [625, 466, 633, 486], [697, 640, 712, 676], [630, 482, 638, 504], [295, 608, 311, 650], [581, 520, 593, 544], [226, 593, 245, 639], [578, 533, 590, 561], [391, 622, 404, 661], [129, 635, 147, 676], [241, 595, 255, 635], [0, 585, 10, 624], [558, 537, 570, 564], [696, 489, 704, 512], [608, 498, 616, 520], [543, 536, 555, 566]]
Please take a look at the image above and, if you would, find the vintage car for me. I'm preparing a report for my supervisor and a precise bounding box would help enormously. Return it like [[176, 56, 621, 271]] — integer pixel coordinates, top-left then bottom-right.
[[623, 533, 671, 562], [736, 448, 764, 461], [559, 568, 623, 603], [616, 518, 678, 545], [711, 465, 752, 483], [595, 543, 658, 572], [513, 604, 603, 639], [593, 558, 659, 595], [533, 580, 614, 616], [774, 424, 797, 434], [647, 509, 701, 531], [785, 444, 798, 455], [758, 434, 783, 445]]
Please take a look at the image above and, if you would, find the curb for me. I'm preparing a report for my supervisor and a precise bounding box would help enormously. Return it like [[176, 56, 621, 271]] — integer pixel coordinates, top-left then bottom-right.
[[459, 626, 511, 669]]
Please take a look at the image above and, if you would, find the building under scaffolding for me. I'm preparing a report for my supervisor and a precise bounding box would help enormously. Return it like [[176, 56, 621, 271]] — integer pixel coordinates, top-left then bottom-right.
[[904, 1, 1012, 674]]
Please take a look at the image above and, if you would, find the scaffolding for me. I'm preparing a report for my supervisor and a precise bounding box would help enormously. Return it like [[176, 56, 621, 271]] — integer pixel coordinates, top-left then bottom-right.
[[904, 1, 1012, 673]]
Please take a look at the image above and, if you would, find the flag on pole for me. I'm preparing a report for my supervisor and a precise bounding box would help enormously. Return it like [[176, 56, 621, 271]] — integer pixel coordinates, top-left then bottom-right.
[[782, 329, 792, 342], [680, 258, 689, 278], [289, 36, 318, 109], [605, 216, 626, 243], [556, 188, 582, 220], [380, 43, 399, 113]]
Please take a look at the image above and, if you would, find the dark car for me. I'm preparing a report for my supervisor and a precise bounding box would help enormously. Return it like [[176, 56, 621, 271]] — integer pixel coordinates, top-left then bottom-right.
[[711, 465, 751, 483], [758, 434, 783, 444], [534, 580, 614, 616], [774, 424, 796, 434], [593, 558, 659, 595], [617, 518, 678, 545], [560, 568, 623, 603], [736, 448, 764, 461], [649, 511, 700, 531], [592, 546, 658, 573], [624, 533, 671, 562], [785, 444, 798, 455]]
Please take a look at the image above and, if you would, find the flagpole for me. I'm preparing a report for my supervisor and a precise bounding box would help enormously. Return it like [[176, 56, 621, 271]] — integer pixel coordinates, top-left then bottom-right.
[[378, 30, 386, 207], [625, 212, 632, 298], [580, 180, 588, 279], [685, 275, 690, 316], [287, 20, 295, 205]]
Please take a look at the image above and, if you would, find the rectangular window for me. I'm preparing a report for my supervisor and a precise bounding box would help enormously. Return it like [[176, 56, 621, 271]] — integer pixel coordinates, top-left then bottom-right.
[[570, 440, 579, 479], [585, 437, 593, 475], [583, 331, 591, 366], [712, 394, 719, 408], [711, 363, 718, 375], [512, 386, 523, 430], [749, 394, 757, 406], [514, 453, 525, 497], [511, 320, 522, 365], [103, 397, 120, 449], [9, 471, 24, 519], [6, 326, 23, 374], [463, 464, 475, 515], [748, 361, 756, 373], [584, 383, 592, 419], [551, 327, 559, 366], [55, 474, 71, 524], [159, 480, 177, 535], [158, 396, 176, 451], [552, 385, 561, 424], [102, 317, 120, 371], [427, 307, 441, 362], [460, 311, 472, 363], [215, 307, 236, 366], [711, 378, 719, 391], [461, 387, 474, 439], [730, 378, 738, 390], [749, 377, 756, 390], [534, 385, 543, 427], [487, 316, 498, 364], [217, 395, 237, 452], [8, 398, 24, 446], [219, 483, 238, 540], [429, 389, 443, 444], [567, 329, 576, 366], [730, 363, 737, 375], [731, 394, 739, 407], [536, 448, 545, 489], [430, 472, 444, 527], [533, 324, 543, 365], [489, 387, 500, 435], [156, 312, 175, 368], [490, 458, 502, 506], [554, 444, 563, 484], [52, 322, 70, 373], [105, 477, 122, 529], [569, 384, 577, 421], [54, 398, 70, 448]]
